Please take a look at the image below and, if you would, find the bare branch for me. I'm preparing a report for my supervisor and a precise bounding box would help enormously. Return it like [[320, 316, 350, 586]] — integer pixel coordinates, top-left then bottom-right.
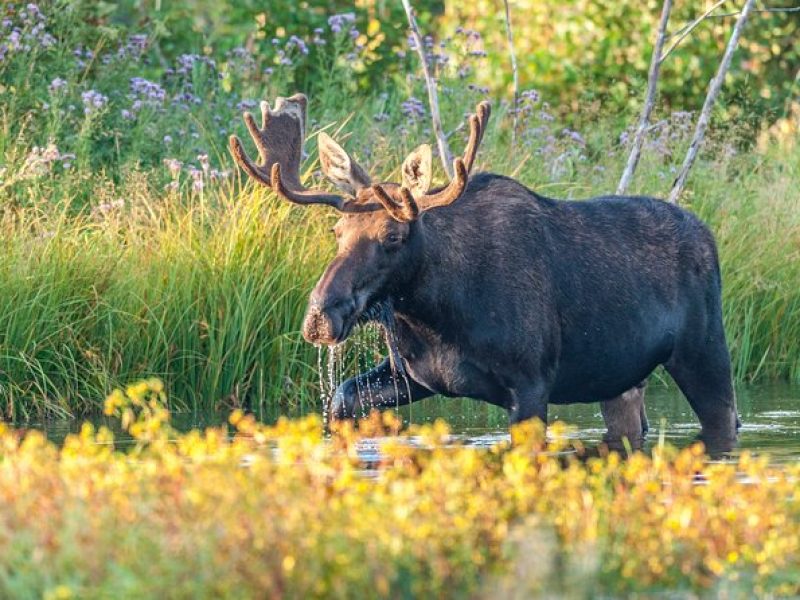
[[660, 0, 728, 64], [707, 6, 800, 17], [668, 0, 757, 204], [401, 0, 454, 178], [662, 3, 799, 64], [616, 0, 673, 195], [502, 0, 520, 150]]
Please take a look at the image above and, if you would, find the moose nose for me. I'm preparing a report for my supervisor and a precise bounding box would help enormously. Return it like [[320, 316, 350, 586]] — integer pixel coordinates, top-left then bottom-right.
[[303, 306, 346, 345], [303, 309, 330, 344]]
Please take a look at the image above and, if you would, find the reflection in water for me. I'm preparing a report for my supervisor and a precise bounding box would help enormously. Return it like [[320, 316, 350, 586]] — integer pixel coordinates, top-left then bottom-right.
[[402, 383, 800, 464], [22, 384, 800, 463]]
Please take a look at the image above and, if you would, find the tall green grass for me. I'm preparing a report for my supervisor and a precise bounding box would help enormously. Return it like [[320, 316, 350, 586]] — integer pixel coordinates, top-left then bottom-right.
[[0, 183, 331, 418], [1, 129, 798, 419]]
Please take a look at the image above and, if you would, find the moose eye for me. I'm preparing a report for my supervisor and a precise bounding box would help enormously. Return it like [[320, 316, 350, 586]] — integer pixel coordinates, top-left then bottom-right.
[[383, 233, 404, 248]]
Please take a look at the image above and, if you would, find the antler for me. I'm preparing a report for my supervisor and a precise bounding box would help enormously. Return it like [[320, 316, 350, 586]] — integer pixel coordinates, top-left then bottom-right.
[[413, 157, 468, 211], [372, 185, 419, 222], [462, 101, 490, 173], [372, 101, 489, 221], [228, 93, 346, 209]]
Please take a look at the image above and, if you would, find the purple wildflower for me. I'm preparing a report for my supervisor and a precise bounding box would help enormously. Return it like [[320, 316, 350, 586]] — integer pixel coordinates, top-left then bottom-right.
[[188, 166, 204, 192], [286, 35, 309, 56], [401, 97, 426, 122], [129, 77, 166, 103], [328, 12, 355, 34], [163, 158, 182, 179], [48, 77, 67, 93], [236, 99, 258, 112], [81, 90, 108, 115]]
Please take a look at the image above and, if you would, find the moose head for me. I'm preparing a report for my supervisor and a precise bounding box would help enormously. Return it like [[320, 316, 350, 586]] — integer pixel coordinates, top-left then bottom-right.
[[229, 94, 490, 346]]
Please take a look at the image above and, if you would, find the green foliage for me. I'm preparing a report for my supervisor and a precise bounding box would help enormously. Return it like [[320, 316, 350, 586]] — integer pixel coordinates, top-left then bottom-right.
[[438, 1, 800, 118], [101, 0, 800, 118], [0, 1, 799, 418]]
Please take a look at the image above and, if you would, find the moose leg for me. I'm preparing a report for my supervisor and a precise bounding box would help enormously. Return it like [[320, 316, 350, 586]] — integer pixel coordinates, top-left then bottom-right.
[[508, 382, 549, 425], [331, 358, 434, 419], [665, 356, 737, 453], [601, 381, 648, 451], [664, 303, 738, 453]]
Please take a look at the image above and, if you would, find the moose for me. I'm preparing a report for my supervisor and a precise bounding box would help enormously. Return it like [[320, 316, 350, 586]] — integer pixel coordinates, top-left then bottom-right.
[[229, 93, 739, 451]]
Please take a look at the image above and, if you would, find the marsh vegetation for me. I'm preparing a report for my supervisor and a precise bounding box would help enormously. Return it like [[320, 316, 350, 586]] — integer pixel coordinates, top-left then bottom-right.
[[0, 1, 799, 596]]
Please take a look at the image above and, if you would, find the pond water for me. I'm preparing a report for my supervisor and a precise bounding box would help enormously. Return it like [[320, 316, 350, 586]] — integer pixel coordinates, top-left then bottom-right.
[[26, 383, 800, 463], [401, 383, 800, 464]]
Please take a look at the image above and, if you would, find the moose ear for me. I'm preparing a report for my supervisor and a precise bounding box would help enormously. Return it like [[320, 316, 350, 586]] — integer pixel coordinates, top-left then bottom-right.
[[318, 132, 371, 195], [401, 144, 433, 196]]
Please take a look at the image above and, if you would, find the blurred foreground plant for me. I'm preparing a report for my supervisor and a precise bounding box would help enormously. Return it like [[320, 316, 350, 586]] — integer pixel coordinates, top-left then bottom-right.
[[0, 380, 797, 598]]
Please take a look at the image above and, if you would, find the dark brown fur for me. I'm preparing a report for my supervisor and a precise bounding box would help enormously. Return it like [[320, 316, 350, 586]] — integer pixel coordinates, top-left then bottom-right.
[[309, 174, 739, 452]]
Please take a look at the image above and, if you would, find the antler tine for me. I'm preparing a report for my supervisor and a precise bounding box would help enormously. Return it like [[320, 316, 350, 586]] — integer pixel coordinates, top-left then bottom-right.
[[462, 101, 491, 173], [229, 134, 272, 186], [372, 184, 419, 222], [414, 157, 468, 210], [270, 164, 345, 210], [229, 93, 346, 209]]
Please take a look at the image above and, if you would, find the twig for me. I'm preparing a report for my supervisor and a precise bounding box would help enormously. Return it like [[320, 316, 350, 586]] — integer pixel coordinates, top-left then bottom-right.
[[502, 0, 520, 150], [705, 6, 800, 17], [401, 0, 454, 177], [616, 0, 672, 195], [668, 0, 757, 204], [662, 4, 800, 64], [445, 121, 466, 139], [660, 0, 728, 64]]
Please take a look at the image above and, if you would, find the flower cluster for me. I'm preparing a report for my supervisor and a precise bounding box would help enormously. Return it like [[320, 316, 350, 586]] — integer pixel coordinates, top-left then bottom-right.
[[226, 45, 257, 75], [400, 96, 426, 122], [101, 33, 148, 65], [0, 2, 55, 64], [19, 141, 74, 178], [401, 25, 488, 85], [121, 77, 167, 119], [80, 89, 108, 116], [172, 53, 217, 76], [163, 154, 230, 193], [48, 77, 67, 94], [328, 12, 356, 35], [0, 381, 796, 597]]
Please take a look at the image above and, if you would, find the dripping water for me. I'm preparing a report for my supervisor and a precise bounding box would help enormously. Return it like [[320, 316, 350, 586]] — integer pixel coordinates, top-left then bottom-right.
[[316, 343, 329, 432], [315, 300, 413, 429], [361, 301, 413, 418]]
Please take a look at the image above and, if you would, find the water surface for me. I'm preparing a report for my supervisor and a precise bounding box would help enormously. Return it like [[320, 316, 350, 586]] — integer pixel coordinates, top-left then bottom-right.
[[400, 383, 800, 463], [27, 383, 799, 462]]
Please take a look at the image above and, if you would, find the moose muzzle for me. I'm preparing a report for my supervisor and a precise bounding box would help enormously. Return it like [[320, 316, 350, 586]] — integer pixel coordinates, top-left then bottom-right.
[[302, 307, 338, 345], [302, 298, 357, 346]]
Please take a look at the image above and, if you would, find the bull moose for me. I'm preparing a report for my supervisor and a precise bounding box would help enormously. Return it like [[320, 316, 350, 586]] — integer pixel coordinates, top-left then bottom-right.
[[229, 93, 739, 451]]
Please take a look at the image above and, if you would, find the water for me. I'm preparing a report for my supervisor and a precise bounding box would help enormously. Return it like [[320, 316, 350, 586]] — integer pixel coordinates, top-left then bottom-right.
[[394, 383, 800, 463], [24, 383, 800, 463]]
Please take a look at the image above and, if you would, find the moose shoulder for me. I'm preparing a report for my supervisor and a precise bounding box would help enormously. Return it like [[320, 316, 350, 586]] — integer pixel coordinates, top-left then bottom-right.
[[229, 95, 739, 452]]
